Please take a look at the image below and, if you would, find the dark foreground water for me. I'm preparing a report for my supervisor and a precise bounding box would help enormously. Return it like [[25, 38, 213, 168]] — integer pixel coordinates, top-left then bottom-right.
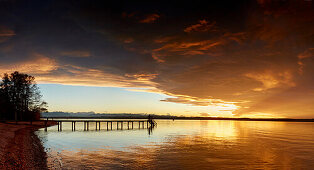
[[36, 120, 314, 169]]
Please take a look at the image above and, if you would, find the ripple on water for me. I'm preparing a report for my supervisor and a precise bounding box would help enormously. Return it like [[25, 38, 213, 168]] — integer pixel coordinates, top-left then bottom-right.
[[36, 120, 314, 169]]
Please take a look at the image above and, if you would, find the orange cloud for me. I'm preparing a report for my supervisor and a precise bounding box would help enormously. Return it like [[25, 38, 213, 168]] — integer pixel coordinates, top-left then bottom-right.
[[125, 73, 158, 81], [245, 70, 295, 92], [152, 53, 165, 63], [124, 38, 134, 43], [0, 53, 58, 74], [121, 12, 137, 18], [0, 26, 15, 37], [298, 48, 314, 59], [154, 36, 175, 44], [159, 92, 241, 112], [60, 50, 91, 58], [0, 53, 158, 89], [139, 14, 160, 23], [0, 26, 15, 43], [151, 34, 242, 62], [298, 48, 314, 74], [184, 20, 216, 33]]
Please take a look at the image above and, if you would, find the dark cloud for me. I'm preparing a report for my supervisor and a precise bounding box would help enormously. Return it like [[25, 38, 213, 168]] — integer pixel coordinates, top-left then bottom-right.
[[139, 14, 160, 23], [0, 0, 313, 118]]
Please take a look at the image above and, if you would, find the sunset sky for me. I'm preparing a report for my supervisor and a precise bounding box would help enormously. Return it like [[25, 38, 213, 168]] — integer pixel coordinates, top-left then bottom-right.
[[0, 0, 313, 118]]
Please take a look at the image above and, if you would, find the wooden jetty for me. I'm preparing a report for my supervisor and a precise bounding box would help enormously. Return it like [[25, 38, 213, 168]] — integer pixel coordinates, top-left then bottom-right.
[[44, 119, 156, 131]]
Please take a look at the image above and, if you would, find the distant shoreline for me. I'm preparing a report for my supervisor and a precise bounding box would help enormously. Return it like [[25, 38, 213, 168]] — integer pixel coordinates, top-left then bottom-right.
[[41, 116, 314, 122]]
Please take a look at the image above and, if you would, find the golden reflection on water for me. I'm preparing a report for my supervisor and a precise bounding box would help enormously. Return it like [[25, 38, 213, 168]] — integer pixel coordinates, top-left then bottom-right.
[[201, 120, 237, 139], [39, 120, 314, 169]]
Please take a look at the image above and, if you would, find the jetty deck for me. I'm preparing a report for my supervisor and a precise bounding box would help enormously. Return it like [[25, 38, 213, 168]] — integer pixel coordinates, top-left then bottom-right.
[[41, 117, 157, 131]]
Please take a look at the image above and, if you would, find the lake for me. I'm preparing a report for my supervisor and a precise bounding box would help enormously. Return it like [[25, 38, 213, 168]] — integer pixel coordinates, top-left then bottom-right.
[[36, 120, 314, 169]]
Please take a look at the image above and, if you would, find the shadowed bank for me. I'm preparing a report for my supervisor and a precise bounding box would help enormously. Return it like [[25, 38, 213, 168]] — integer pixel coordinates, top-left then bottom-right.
[[0, 72, 54, 169], [0, 121, 56, 170]]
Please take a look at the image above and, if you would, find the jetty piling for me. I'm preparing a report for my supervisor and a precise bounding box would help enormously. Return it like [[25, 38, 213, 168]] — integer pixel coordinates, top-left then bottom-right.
[[44, 118, 157, 132]]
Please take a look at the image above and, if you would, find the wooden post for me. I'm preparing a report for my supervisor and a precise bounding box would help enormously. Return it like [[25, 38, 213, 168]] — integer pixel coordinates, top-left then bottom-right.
[[121, 121, 123, 129], [111, 122, 112, 130], [84, 121, 86, 131], [117, 122, 119, 130], [98, 121, 100, 130], [96, 122, 98, 131], [128, 121, 129, 130], [72, 121, 74, 131], [87, 122, 89, 131], [132, 121, 133, 129], [44, 120, 47, 131], [58, 121, 60, 131], [74, 122, 76, 131], [107, 122, 108, 130], [60, 121, 62, 131], [139, 121, 140, 128]]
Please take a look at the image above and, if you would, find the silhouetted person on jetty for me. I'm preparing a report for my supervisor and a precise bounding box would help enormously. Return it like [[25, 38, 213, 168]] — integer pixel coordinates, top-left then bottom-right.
[[148, 114, 157, 127]]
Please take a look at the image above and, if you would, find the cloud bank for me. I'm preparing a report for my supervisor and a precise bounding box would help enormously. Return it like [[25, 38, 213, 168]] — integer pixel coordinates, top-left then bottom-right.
[[0, 0, 313, 118]]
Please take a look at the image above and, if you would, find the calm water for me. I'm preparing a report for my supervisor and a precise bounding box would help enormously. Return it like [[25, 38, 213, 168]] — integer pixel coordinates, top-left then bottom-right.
[[36, 120, 314, 169]]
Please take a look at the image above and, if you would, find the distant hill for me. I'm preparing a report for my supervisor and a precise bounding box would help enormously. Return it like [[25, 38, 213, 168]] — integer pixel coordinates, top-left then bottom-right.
[[41, 112, 175, 119]]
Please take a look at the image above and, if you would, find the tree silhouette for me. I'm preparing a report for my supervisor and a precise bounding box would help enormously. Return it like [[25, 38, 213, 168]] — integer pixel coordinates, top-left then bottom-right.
[[0, 71, 47, 121]]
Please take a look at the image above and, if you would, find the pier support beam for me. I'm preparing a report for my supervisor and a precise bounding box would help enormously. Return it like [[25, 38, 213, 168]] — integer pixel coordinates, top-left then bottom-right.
[[95, 121, 101, 131], [72, 121, 76, 131], [58, 121, 62, 131]]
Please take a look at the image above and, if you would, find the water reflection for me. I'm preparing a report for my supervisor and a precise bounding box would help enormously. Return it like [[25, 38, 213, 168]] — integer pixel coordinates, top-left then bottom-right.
[[36, 120, 314, 169], [148, 126, 154, 135], [201, 120, 237, 139]]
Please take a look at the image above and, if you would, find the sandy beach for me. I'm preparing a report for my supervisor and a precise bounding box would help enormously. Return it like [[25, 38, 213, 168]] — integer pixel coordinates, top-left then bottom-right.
[[0, 121, 56, 170]]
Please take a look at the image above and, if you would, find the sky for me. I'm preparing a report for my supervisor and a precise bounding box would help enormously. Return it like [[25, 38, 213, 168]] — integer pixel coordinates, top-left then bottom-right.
[[0, 0, 313, 118]]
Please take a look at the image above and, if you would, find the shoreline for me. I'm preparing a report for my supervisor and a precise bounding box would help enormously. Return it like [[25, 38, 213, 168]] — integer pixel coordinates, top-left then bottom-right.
[[42, 116, 314, 122], [0, 121, 56, 170]]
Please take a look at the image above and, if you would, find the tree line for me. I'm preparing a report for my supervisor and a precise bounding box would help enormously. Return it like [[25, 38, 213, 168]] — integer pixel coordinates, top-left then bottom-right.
[[0, 71, 47, 121]]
